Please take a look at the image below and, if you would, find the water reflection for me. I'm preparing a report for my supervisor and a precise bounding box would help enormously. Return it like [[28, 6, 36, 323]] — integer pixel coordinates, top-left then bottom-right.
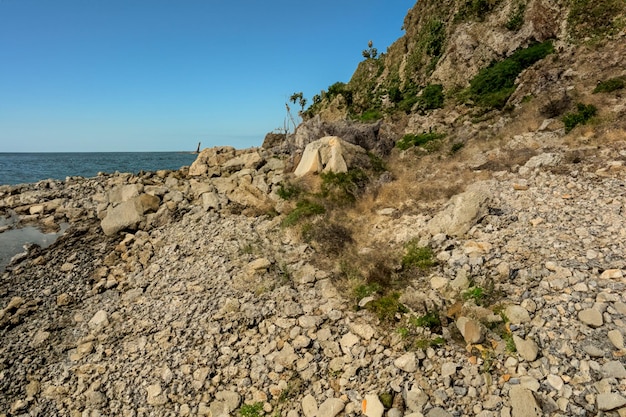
[[0, 222, 69, 271]]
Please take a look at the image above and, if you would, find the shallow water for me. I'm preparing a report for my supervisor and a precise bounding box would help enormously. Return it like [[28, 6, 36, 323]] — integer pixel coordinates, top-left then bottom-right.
[[0, 224, 69, 272]]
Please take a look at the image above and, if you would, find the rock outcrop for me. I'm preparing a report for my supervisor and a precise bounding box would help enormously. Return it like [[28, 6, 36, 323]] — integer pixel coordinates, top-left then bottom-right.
[[293, 136, 369, 177]]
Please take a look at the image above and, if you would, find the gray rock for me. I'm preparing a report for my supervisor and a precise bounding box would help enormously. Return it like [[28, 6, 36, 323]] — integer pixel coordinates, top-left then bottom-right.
[[426, 407, 452, 417], [302, 394, 318, 417], [513, 335, 539, 362], [509, 386, 541, 417], [406, 389, 429, 412], [426, 182, 491, 237], [597, 392, 626, 411], [578, 309, 603, 327], [317, 398, 345, 417], [607, 329, 624, 350], [505, 305, 531, 324], [601, 360, 626, 379], [394, 352, 417, 373]]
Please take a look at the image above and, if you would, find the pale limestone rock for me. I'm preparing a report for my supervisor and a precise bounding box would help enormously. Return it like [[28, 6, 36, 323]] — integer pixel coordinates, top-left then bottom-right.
[[505, 305, 531, 324], [608, 330, 625, 350], [600, 269, 623, 279], [426, 182, 491, 237], [101, 194, 160, 236], [294, 136, 368, 177], [302, 394, 318, 417], [349, 322, 375, 341], [88, 310, 109, 331], [394, 352, 417, 373], [189, 146, 237, 176], [509, 386, 542, 417], [363, 394, 385, 417], [108, 184, 143, 204], [513, 335, 539, 362], [597, 393, 626, 411], [456, 316, 483, 344], [602, 360, 626, 379], [579, 309, 603, 327], [318, 398, 345, 417]]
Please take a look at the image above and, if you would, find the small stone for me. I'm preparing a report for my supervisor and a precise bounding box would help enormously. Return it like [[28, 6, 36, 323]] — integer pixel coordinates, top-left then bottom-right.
[[246, 257, 271, 272], [513, 335, 539, 362], [602, 360, 626, 379], [88, 310, 109, 331], [578, 309, 603, 327], [441, 362, 457, 378], [349, 323, 375, 341], [583, 345, 605, 357], [363, 394, 385, 417], [509, 386, 542, 417], [318, 398, 344, 417], [60, 262, 75, 272], [146, 383, 167, 405], [505, 305, 531, 324], [600, 269, 623, 280], [546, 374, 564, 391], [456, 317, 483, 344], [608, 330, 625, 350], [430, 276, 448, 290], [394, 352, 417, 373], [426, 407, 452, 417], [302, 394, 318, 417], [56, 293, 72, 306], [340, 333, 359, 350], [597, 393, 626, 411], [406, 389, 429, 412]]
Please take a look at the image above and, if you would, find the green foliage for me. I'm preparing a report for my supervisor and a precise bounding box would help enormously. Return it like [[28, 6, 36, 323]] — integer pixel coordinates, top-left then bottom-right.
[[593, 77, 626, 93], [320, 169, 369, 203], [327, 82, 353, 106], [401, 241, 436, 270], [239, 402, 264, 417], [469, 41, 554, 109], [425, 19, 446, 58], [282, 200, 325, 227], [505, 3, 526, 31], [366, 292, 408, 322], [414, 336, 446, 349], [450, 142, 465, 154], [463, 286, 486, 305], [354, 282, 382, 302], [411, 310, 441, 330], [362, 40, 378, 59], [396, 132, 446, 151], [502, 332, 517, 353], [562, 103, 598, 133], [357, 109, 384, 122], [276, 182, 302, 200], [568, 0, 626, 41], [368, 152, 387, 173], [417, 84, 445, 113], [457, 0, 502, 22], [379, 392, 393, 409]]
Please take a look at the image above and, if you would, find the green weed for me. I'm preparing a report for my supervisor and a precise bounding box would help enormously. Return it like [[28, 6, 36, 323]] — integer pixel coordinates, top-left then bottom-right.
[[411, 310, 442, 330], [562, 103, 598, 133], [239, 402, 264, 417], [468, 41, 554, 109], [281, 200, 325, 227], [401, 241, 436, 270], [417, 84, 445, 113], [505, 3, 526, 31], [276, 182, 302, 200], [320, 169, 369, 203], [593, 77, 625, 94], [366, 292, 408, 322]]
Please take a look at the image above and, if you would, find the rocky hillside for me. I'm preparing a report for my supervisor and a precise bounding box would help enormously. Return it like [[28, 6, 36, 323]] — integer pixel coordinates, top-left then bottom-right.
[[1, 1, 626, 417]]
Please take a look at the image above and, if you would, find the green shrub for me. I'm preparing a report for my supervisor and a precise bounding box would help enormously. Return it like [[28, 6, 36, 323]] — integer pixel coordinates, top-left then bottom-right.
[[469, 41, 554, 108], [401, 241, 436, 270], [368, 152, 387, 173], [354, 282, 382, 302], [282, 200, 325, 227], [358, 109, 384, 122], [366, 292, 408, 322], [417, 84, 445, 112], [505, 3, 526, 31], [320, 169, 369, 203], [450, 142, 465, 154], [463, 286, 486, 305], [568, 0, 626, 40], [411, 310, 441, 330], [276, 182, 302, 200], [414, 336, 446, 349], [593, 77, 626, 94], [239, 402, 264, 417], [562, 103, 598, 133], [396, 132, 446, 151]]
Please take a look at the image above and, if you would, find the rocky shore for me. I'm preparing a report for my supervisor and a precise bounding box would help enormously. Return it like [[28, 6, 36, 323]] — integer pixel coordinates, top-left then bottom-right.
[[1, 133, 626, 417]]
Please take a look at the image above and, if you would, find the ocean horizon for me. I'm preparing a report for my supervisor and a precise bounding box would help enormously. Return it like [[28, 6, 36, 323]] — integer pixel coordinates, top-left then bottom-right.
[[0, 152, 199, 186]]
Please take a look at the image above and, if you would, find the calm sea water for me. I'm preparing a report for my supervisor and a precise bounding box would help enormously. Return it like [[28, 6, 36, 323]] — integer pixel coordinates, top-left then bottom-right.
[[0, 152, 198, 186]]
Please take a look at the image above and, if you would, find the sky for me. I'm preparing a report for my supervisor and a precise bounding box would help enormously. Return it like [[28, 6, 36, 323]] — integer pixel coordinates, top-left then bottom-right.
[[0, 0, 413, 152]]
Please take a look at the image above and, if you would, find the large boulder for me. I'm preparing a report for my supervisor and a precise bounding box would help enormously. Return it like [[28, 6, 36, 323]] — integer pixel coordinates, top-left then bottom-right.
[[101, 194, 160, 236], [426, 182, 491, 237], [292, 116, 394, 155], [189, 146, 237, 176], [294, 136, 369, 177]]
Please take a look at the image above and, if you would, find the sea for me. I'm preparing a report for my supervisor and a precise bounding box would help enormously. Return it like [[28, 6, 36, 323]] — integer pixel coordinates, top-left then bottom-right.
[[0, 152, 199, 271], [0, 152, 199, 186]]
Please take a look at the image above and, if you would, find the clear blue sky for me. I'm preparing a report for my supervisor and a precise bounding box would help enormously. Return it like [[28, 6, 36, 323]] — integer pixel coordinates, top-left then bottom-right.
[[0, 0, 412, 152]]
